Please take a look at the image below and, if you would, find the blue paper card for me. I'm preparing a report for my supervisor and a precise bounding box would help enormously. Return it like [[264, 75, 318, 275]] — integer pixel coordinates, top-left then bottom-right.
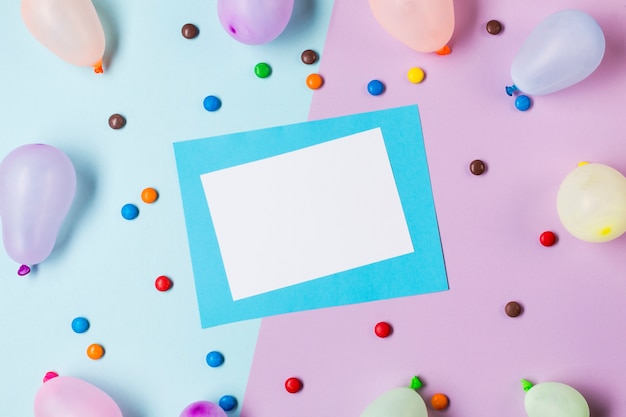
[[174, 105, 448, 328]]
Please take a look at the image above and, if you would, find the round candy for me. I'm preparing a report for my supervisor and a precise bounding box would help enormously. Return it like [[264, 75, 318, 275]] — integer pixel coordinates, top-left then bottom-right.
[[182, 23, 199, 39], [71, 317, 90, 334], [206, 351, 225, 367], [515, 95, 532, 111], [155, 275, 173, 292], [539, 231, 557, 246], [306, 73, 323, 90], [180, 400, 228, 417], [284, 377, 302, 393], [121, 203, 139, 220], [469, 159, 486, 175], [431, 393, 449, 410], [301, 49, 318, 65], [141, 187, 158, 203], [407, 67, 425, 84], [374, 321, 392, 338], [505, 301, 523, 317], [203, 95, 222, 112], [254, 62, 272, 78], [367, 79, 385, 96], [86, 343, 105, 360], [486, 20, 503, 35], [108, 114, 126, 130], [218, 395, 238, 412]]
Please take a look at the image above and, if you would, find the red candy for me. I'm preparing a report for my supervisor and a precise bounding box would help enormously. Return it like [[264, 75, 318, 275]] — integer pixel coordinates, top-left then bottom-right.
[[284, 377, 302, 393], [155, 275, 173, 291], [374, 321, 392, 338], [539, 231, 557, 247]]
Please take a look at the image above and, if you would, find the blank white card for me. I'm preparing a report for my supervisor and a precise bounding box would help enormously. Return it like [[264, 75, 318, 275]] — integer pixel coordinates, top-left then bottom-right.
[[200, 128, 414, 301]]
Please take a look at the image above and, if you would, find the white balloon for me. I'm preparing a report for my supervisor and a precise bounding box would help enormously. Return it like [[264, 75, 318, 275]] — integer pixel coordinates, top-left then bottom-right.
[[511, 10, 605, 95], [525, 382, 589, 417], [557, 163, 626, 242], [360, 387, 427, 417]]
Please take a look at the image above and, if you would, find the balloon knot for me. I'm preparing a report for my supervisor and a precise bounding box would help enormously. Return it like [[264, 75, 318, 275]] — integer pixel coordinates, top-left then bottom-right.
[[93, 60, 104, 74], [435, 45, 451, 55], [521, 379, 534, 392], [17, 264, 31, 276], [505, 85, 518, 96]]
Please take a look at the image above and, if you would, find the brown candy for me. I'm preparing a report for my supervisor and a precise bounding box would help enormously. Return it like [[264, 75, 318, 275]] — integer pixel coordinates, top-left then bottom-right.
[[486, 20, 503, 35], [505, 301, 523, 317], [301, 49, 318, 65], [108, 114, 126, 130], [182, 23, 199, 39], [469, 159, 486, 175]]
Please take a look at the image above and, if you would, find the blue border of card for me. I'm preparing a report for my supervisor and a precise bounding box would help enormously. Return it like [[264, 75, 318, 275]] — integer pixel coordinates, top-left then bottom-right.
[[173, 105, 448, 328]]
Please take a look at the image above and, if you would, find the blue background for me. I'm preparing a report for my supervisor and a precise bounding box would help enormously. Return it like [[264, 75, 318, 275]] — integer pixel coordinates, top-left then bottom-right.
[[0, 0, 334, 416]]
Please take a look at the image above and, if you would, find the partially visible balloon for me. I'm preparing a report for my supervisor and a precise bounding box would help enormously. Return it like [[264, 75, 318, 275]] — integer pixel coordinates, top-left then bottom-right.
[[360, 377, 428, 417], [522, 380, 589, 417], [556, 162, 626, 242], [509, 10, 605, 95], [180, 401, 228, 417], [34, 376, 123, 417], [217, 0, 294, 45], [0, 144, 76, 271], [21, 0, 106, 73], [369, 0, 455, 53]]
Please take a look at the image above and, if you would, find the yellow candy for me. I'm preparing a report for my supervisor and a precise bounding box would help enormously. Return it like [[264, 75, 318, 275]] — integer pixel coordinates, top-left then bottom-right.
[[407, 67, 425, 84]]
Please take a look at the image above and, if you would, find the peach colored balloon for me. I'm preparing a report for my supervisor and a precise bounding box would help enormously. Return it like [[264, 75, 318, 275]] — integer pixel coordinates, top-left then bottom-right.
[[369, 0, 455, 53], [21, 0, 106, 72]]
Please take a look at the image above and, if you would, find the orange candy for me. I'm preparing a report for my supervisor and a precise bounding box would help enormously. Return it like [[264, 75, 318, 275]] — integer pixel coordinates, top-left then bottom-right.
[[141, 187, 158, 204], [306, 73, 324, 90], [431, 393, 449, 410], [86, 343, 105, 360]]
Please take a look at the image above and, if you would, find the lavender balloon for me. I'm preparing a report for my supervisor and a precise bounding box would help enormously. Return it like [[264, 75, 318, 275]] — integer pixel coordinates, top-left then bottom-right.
[[180, 401, 227, 417], [217, 0, 294, 45], [0, 144, 76, 273]]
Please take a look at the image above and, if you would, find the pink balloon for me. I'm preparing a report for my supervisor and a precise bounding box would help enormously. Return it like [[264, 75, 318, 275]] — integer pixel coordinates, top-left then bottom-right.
[[180, 401, 227, 417], [21, 0, 106, 72], [217, 0, 294, 45], [34, 376, 122, 417], [369, 0, 455, 53], [0, 144, 76, 267]]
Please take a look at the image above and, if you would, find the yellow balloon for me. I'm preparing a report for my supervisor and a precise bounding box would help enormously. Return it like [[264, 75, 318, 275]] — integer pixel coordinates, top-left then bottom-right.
[[21, 0, 106, 73], [556, 163, 626, 242], [369, 0, 455, 53]]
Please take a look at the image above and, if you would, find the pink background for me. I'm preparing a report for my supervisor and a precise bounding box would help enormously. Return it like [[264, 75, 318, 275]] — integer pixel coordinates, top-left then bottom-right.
[[243, 0, 626, 416]]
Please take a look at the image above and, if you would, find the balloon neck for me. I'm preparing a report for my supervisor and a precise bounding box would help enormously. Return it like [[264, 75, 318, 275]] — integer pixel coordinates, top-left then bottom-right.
[[435, 45, 451, 55], [521, 379, 534, 392], [409, 376, 423, 390], [17, 264, 31, 276], [93, 59, 104, 74], [506, 85, 518, 96]]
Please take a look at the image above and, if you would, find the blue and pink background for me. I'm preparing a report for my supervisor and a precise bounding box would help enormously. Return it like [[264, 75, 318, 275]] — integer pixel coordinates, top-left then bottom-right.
[[1, 1, 625, 416]]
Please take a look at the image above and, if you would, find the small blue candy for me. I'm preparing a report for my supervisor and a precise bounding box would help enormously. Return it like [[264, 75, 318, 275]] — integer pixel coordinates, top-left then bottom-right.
[[219, 395, 238, 412], [71, 317, 90, 334], [515, 95, 532, 111], [121, 203, 139, 220], [203, 95, 222, 112], [206, 350, 224, 367], [367, 79, 385, 96]]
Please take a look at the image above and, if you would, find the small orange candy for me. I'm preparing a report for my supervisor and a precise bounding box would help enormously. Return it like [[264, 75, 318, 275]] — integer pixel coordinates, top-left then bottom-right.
[[87, 343, 105, 360], [431, 393, 449, 410], [306, 73, 324, 90], [141, 187, 159, 204]]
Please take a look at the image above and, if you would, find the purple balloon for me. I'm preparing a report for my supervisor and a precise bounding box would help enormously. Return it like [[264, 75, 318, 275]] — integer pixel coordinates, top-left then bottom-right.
[[179, 401, 227, 417], [217, 0, 294, 45], [0, 144, 76, 266]]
